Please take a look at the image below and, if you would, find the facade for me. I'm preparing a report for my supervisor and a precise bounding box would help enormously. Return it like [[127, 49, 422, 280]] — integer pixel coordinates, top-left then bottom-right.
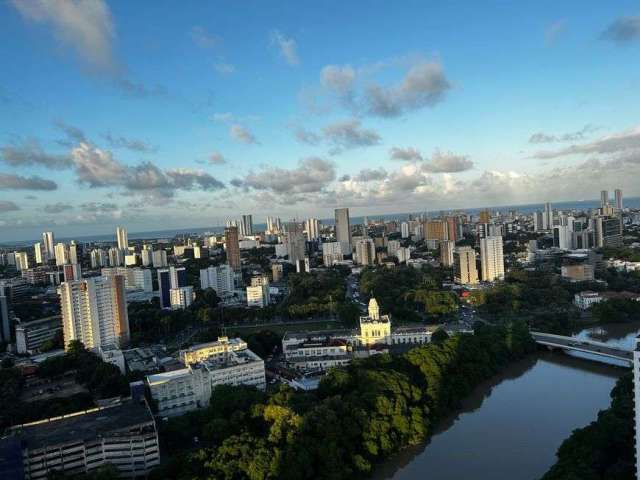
[[0, 294, 10, 343], [561, 263, 594, 282], [102, 267, 152, 292], [0, 399, 159, 480], [480, 236, 505, 282], [594, 216, 623, 248], [440, 240, 455, 267], [157, 266, 186, 309], [543, 202, 553, 230], [454, 246, 479, 285], [305, 217, 320, 241], [180, 336, 248, 364], [116, 226, 128, 250], [400, 221, 410, 239], [34, 242, 45, 265], [58, 275, 130, 350], [424, 220, 448, 241], [358, 298, 391, 346], [614, 188, 623, 210], [200, 264, 235, 297], [283, 339, 350, 371], [54, 243, 69, 266], [151, 249, 168, 268], [271, 263, 283, 282], [147, 339, 266, 417], [322, 241, 343, 266], [247, 284, 269, 307], [42, 231, 55, 263], [334, 207, 352, 254], [573, 291, 602, 310], [170, 286, 194, 310], [285, 222, 306, 264], [240, 214, 253, 237], [635, 337, 640, 480], [14, 252, 29, 272], [90, 249, 107, 269], [355, 238, 376, 266], [224, 226, 241, 271]]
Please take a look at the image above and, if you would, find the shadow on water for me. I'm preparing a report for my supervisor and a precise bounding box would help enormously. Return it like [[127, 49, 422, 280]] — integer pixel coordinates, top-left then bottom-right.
[[372, 350, 624, 480]]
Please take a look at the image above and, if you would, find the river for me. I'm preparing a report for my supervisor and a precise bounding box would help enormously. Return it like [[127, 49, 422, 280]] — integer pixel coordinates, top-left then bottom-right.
[[374, 322, 639, 480]]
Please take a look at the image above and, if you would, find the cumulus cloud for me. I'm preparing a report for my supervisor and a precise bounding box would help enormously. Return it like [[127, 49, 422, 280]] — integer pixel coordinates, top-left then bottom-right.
[[166, 169, 225, 190], [230, 124, 258, 144], [532, 126, 640, 159], [0, 139, 72, 168], [294, 128, 321, 145], [10, 0, 116, 73], [103, 132, 156, 152], [322, 119, 380, 154], [54, 119, 87, 146], [270, 30, 299, 66], [0, 201, 20, 213], [389, 147, 473, 172], [320, 65, 356, 95], [209, 152, 226, 165], [43, 203, 74, 214], [529, 124, 599, 144], [71, 142, 127, 187], [364, 61, 450, 117], [235, 157, 335, 195], [353, 168, 388, 182], [190, 26, 220, 48], [214, 61, 235, 75], [601, 16, 640, 44], [0, 173, 57, 190]]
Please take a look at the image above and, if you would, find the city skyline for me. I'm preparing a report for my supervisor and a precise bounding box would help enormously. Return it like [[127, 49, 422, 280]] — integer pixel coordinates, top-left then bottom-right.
[[1, 1, 640, 240]]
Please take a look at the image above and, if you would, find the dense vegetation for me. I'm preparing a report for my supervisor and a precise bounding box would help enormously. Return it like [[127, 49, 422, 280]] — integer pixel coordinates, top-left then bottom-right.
[[151, 323, 535, 480], [590, 298, 640, 323], [359, 265, 453, 321], [542, 373, 634, 480], [283, 267, 349, 318]]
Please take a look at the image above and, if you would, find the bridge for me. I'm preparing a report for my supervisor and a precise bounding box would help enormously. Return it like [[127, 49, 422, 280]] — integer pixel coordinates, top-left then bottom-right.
[[530, 331, 633, 366]]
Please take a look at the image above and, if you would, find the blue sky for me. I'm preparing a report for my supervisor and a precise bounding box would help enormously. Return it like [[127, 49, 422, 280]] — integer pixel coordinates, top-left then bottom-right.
[[1, 0, 639, 241]]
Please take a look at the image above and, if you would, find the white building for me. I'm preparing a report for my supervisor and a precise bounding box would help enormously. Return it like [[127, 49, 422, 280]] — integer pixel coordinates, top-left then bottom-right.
[[440, 240, 455, 267], [147, 338, 266, 417], [34, 242, 45, 265], [108, 247, 124, 267], [401, 222, 410, 239], [247, 284, 269, 307], [14, 251, 29, 271], [305, 217, 320, 241], [152, 249, 168, 268], [200, 264, 235, 297], [58, 275, 130, 351], [387, 240, 401, 257], [283, 338, 350, 371], [55, 243, 69, 266], [322, 242, 344, 266], [170, 286, 194, 310], [42, 231, 55, 262], [90, 249, 108, 269], [396, 247, 412, 264], [102, 267, 153, 292], [116, 226, 128, 250], [574, 291, 602, 310], [480, 236, 505, 282]]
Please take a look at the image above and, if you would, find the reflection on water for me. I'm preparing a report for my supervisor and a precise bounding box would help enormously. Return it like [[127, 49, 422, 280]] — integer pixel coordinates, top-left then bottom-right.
[[374, 322, 638, 480]]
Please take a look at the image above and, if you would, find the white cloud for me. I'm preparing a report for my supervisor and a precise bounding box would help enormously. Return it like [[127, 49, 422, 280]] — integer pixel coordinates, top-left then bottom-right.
[[230, 124, 258, 144], [209, 152, 226, 165], [190, 26, 220, 49], [532, 126, 640, 159], [270, 30, 299, 66], [0, 173, 57, 190]]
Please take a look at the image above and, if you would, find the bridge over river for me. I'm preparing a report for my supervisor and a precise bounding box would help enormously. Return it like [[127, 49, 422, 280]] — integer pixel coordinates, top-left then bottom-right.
[[530, 331, 633, 366]]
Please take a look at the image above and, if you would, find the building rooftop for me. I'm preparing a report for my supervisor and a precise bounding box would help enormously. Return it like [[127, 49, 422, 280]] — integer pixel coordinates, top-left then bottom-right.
[[3, 399, 154, 451]]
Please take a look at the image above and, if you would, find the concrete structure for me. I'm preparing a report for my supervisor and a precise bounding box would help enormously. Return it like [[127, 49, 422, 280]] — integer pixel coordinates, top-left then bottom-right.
[[147, 338, 266, 417], [157, 266, 186, 309], [271, 263, 283, 282], [285, 222, 306, 264], [305, 217, 320, 241], [247, 284, 269, 307], [15, 316, 63, 354], [240, 214, 253, 237], [180, 337, 248, 364], [322, 241, 343, 266], [90, 249, 108, 269], [355, 238, 375, 266], [170, 286, 194, 310], [358, 298, 391, 346], [224, 226, 241, 271], [532, 331, 632, 365], [480, 236, 504, 282], [401, 221, 410, 239], [440, 240, 455, 267], [614, 188, 623, 211], [42, 231, 55, 263], [151, 249, 168, 268], [594, 216, 623, 248], [335, 207, 352, 254], [283, 338, 350, 371], [561, 263, 594, 282], [200, 264, 235, 297], [14, 252, 29, 272], [102, 267, 152, 292], [0, 399, 159, 480], [58, 275, 129, 351], [116, 226, 128, 250], [574, 291, 602, 310], [454, 246, 479, 285]]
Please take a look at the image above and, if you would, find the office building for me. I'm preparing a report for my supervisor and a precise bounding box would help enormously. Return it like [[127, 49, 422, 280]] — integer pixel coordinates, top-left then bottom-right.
[[480, 236, 505, 282], [224, 226, 241, 271], [200, 264, 235, 297], [454, 247, 479, 285], [615, 188, 623, 210], [0, 399, 159, 480], [355, 238, 376, 266], [305, 217, 320, 241], [440, 240, 455, 267], [335, 207, 352, 254], [42, 231, 55, 263], [15, 316, 63, 354], [34, 242, 45, 265], [158, 266, 187, 309], [170, 286, 194, 310], [114, 227, 127, 251], [58, 275, 129, 350], [147, 338, 266, 417], [322, 242, 343, 266]]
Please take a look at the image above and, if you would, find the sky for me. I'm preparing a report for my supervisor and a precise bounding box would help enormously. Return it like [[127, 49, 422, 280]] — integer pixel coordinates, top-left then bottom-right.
[[0, 0, 639, 242]]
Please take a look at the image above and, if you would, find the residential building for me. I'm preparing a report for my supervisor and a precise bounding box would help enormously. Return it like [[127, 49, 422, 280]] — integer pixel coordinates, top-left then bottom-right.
[[397, 247, 411, 264], [446, 216, 459, 242], [224, 226, 241, 271], [387, 240, 401, 257], [0, 399, 159, 480], [68, 242, 79, 265], [335, 207, 352, 254], [108, 247, 124, 267], [58, 275, 129, 351], [454, 246, 479, 285], [0, 295, 9, 343], [151, 249, 168, 268], [90, 249, 107, 269], [14, 252, 29, 271], [34, 242, 45, 265], [305, 217, 320, 241], [102, 267, 152, 292], [425, 220, 448, 241], [322, 242, 343, 266], [285, 222, 306, 264], [247, 284, 269, 307], [553, 225, 573, 250], [54, 243, 69, 266], [240, 214, 253, 237], [543, 202, 553, 230], [271, 263, 283, 282], [158, 266, 186, 309], [594, 216, 623, 248], [480, 236, 504, 282], [200, 264, 235, 297], [601, 189, 609, 207], [116, 226, 128, 250], [615, 188, 623, 210], [355, 238, 375, 266], [295, 257, 311, 273], [400, 221, 410, 239], [170, 286, 194, 310], [266, 216, 282, 234], [42, 231, 55, 263], [62, 263, 81, 282], [479, 210, 490, 224], [141, 247, 152, 267], [147, 338, 266, 417], [440, 240, 455, 267]]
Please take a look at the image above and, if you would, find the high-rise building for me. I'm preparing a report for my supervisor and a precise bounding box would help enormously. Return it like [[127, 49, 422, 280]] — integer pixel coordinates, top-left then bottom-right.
[[480, 236, 505, 282], [425, 220, 449, 241], [600, 190, 609, 208], [454, 247, 479, 285], [271, 263, 283, 282], [305, 217, 320, 241], [614, 188, 623, 211], [158, 266, 187, 309], [322, 242, 343, 266], [141, 248, 152, 267], [400, 221, 410, 239], [445, 216, 459, 242], [108, 247, 124, 267], [355, 238, 376, 266], [553, 226, 573, 250], [58, 275, 129, 350], [533, 211, 544, 232], [440, 240, 455, 267], [170, 286, 194, 310], [42, 231, 55, 262], [247, 284, 269, 307], [54, 243, 69, 266], [543, 202, 553, 230], [479, 210, 490, 224], [334, 207, 352, 254], [14, 252, 29, 271], [68, 241, 80, 265], [116, 226, 128, 250], [0, 294, 9, 343], [63, 263, 82, 282], [240, 214, 253, 237], [224, 226, 241, 271], [151, 249, 168, 268], [295, 257, 311, 273], [34, 242, 45, 265], [90, 249, 108, 269], [285, 222, 306, 264], [594, 216, 623, 248], [200, 264, 235, 297], [266, 216, 282, 234]]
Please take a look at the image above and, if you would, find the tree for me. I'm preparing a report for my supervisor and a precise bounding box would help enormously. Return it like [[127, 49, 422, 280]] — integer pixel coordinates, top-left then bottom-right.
[[431, 328, 449, 343]]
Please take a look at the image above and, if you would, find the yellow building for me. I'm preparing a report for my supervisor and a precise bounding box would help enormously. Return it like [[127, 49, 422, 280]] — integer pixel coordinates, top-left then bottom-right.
[[358, 298, 391, 346]]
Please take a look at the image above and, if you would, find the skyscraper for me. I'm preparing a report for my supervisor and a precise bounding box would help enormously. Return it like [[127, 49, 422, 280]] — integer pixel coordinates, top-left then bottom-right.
[[614, 188, 623, 210], [334, 207, 352, 254], [14, 252, 29, 271], [116, 226, 128, 250], [440, 240, 455, 267], [225, 226, 241, 271], [543, 202, 553, 230], [58, 275, 129, 350], [34, 242, 45, 264], [158, 266, 187, 309], [285, 222, 306, 264], [55, 243, 69, 266], [240, 214, 253, 237], [454, 247, 479, 285], [42, 231, 55, 262], [355, 238, 375, 266], [600, 190, 609, 208], [480, 236, 505, 282], [305, 217, 320, 241]]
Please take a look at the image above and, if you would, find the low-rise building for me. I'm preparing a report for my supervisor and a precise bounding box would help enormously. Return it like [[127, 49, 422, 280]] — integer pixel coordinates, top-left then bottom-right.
[[574, 291, 602, 310], [15, 316, 63, 354], [0, 399, 159, 480]]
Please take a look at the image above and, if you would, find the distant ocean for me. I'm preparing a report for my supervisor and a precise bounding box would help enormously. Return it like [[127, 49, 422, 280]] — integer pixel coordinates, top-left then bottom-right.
[[3, 197, 639, 248]]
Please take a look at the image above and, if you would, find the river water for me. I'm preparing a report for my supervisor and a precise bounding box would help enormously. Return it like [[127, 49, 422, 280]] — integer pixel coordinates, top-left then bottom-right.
[[374, 322, 639, 480]]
